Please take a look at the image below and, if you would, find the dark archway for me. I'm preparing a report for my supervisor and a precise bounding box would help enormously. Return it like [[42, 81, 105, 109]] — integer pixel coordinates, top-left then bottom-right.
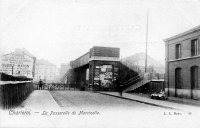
[[175, 68, 181, 97]]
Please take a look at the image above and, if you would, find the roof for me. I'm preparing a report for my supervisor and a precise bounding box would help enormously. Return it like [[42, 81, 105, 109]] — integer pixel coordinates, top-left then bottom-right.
[[93, 46, 120, 49], [164, 25, 200, 42], [2, 48, 36, 59]]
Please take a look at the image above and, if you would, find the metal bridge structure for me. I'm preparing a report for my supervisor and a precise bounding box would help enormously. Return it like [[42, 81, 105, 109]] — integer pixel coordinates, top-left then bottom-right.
[[61, 46, 120, 91], [60, 46, 162, 92]]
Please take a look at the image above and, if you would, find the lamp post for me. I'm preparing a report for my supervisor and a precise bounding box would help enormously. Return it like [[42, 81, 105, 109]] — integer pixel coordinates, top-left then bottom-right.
[[145, 10, 149, 73]]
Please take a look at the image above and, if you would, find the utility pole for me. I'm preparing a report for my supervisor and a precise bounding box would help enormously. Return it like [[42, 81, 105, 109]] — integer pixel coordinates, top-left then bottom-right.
[[11, 65, 14, 75], [145, 10, 149, 73]]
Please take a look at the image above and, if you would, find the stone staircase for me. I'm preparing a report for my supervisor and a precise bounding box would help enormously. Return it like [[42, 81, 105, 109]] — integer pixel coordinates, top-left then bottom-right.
[[123, 73, 151, 92]]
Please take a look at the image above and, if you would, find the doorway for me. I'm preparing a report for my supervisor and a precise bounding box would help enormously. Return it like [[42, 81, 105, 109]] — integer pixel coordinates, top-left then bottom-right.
[[175, 68, 181, 97], [191, 66, 198, 99]]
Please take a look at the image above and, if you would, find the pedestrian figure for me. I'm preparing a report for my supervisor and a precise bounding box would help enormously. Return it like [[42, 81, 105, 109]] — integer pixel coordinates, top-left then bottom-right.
[[120, 83, 123, 97], [39, 79, 43, 90], [117, 82, 123, 97]]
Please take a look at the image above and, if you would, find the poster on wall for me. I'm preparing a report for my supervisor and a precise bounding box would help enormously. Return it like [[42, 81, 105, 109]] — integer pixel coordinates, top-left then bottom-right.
[[94, 68, 100, 80], [93, 65, 116, 88], [100, 65, 113, 88], [0, 52, 35, 78]]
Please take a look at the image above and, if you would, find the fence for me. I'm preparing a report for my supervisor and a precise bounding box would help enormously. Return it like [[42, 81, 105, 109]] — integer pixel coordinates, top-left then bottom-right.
[[0, 73, 33, 109], [34, 83, 78, 91]]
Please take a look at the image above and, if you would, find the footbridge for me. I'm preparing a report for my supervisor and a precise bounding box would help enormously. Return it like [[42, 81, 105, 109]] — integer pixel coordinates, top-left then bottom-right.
[[65, 46, 120, 91], [61, 46, 158, 92]]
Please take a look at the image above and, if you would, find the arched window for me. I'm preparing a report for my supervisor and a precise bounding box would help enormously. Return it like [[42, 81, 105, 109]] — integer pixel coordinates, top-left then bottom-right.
[[175, 68, 182, 89], [176, 44, 181, 59], [191, 66, 198, 89]]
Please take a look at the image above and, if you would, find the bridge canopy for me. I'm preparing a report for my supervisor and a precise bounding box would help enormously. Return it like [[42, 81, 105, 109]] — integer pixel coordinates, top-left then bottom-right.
[[70, 46, 120, 69], [70, 52, 90, 69]]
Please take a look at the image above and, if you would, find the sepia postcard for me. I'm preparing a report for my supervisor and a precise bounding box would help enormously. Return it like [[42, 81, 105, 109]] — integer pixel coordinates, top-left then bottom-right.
[[0, 0, 200, 128]]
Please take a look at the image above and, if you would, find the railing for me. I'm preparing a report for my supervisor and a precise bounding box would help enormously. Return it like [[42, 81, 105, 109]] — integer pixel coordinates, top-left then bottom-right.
[[123, 73, 152, 92], [0, 81, 33, 109], [34, 83, 78, 91], [123, 74, 143, 87]]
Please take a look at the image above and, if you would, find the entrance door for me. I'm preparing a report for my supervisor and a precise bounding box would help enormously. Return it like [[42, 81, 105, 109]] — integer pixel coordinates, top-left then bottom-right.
[[191, 66, 198, 99], [175, 68, 181, 97]]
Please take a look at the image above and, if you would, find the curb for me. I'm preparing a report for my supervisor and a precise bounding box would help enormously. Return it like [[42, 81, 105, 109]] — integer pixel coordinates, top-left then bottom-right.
[[167, 97, 200, 107], [98, 92, 176, 110]]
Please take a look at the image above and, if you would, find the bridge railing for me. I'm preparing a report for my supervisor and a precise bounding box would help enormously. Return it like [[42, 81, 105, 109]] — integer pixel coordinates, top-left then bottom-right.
[[123, 74, 143, 86], [123, 73, 152, 92], [0, 73, 34, 109]]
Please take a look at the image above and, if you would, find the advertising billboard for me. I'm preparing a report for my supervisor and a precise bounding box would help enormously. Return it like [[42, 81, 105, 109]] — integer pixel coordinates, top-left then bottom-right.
[[0, 52, 35, 78]]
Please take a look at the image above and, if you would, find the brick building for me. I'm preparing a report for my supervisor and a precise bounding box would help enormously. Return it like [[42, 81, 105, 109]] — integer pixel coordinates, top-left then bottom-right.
[[164, 25, 200, 99]]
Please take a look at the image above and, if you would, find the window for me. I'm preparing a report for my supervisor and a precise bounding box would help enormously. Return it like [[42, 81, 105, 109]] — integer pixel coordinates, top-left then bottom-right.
[[191, 66, 198, 89], [191, 39, 198, 56], [175, 44, 181, 59]]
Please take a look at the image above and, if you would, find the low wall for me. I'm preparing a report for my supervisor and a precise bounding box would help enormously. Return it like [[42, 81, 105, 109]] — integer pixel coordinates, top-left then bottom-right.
[[0, 81, 33, 109], [0, 73, 33, 109]]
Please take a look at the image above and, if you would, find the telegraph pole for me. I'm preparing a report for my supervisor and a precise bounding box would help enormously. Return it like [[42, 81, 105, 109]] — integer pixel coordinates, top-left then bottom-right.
[[11, 65, 14, 75], [145, 10, 149, 73]]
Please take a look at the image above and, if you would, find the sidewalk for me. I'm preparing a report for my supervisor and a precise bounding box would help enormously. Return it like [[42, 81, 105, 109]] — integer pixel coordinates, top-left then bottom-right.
[[128, 93, 200, 107], [98, 92, 200, 112], [167, 96, 200, 106], [21, 90, 61, 110], [0, 90, 61, 128]]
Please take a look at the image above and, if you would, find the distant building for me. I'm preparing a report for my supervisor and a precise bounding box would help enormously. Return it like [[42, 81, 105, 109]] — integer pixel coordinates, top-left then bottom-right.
[[0, 48, 36, 78], [34, 59, 59, 83], [59, 63, 70, 80], [164, 25, 200, 99]]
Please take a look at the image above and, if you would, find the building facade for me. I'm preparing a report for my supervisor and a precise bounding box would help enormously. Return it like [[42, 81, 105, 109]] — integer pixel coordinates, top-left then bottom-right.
[[0, 48, 36, 78], [34, 59, 59, 83], [164, 25, 200, 99]]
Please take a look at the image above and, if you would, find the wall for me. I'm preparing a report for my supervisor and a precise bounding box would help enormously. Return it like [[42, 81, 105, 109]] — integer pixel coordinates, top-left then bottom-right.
[[0, 73, 33, 109], [167, 31, 200, 61], [0, 51, 36, 78], [168, 57, 200, 89]]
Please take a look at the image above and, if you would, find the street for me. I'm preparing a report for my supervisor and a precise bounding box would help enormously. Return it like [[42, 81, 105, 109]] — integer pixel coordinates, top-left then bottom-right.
[[50, 91, 168, 110], [49, 91, 200, 128], [1, 90, 200, 128]]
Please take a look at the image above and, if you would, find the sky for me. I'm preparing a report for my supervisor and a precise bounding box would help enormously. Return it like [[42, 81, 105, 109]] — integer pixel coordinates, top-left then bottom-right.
[[1, 0, 200, 67]]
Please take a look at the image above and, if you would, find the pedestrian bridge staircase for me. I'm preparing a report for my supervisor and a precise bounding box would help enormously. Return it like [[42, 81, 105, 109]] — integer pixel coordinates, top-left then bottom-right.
[[123, 73, 151, 92]]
